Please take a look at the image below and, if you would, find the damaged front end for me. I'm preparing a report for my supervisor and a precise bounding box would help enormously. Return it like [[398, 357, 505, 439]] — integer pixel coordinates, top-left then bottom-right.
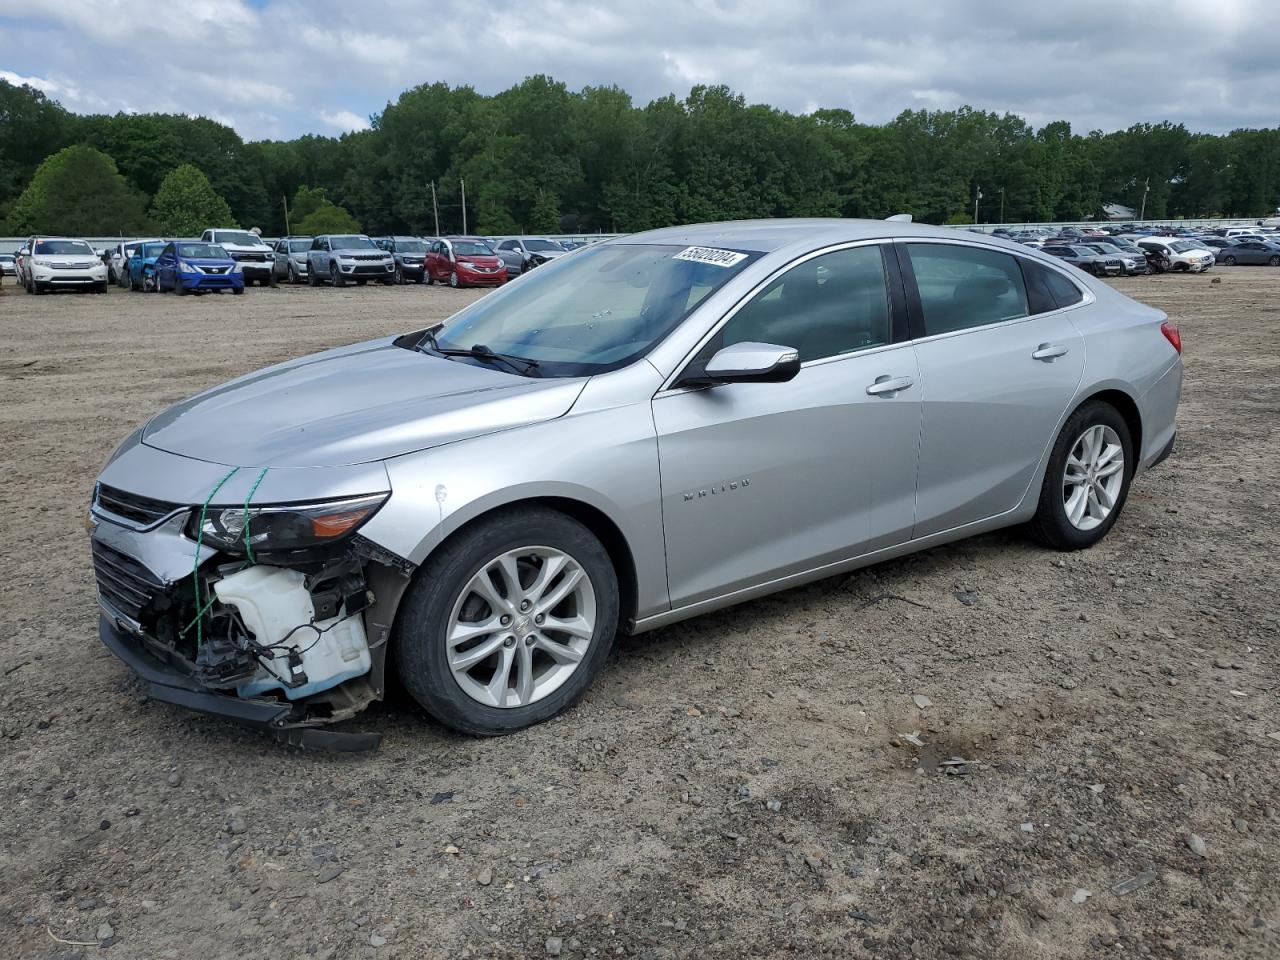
[[90, 479, 414, 751]]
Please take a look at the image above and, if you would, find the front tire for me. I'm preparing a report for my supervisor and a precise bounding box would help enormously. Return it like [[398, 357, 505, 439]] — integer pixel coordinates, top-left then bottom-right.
[[394, 507, 619, 736], [1269, 256, 1280, 267], [1222, 255, 1236, 266], [449, 270, 460, 288], [1030, 401, 1134, 551], [330, 263, 345, 287]]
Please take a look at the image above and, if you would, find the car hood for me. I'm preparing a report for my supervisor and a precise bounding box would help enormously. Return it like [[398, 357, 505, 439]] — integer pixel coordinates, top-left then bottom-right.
[[33, 253, 99, 263], [181, 257, 237, 268], [333, 247, 391, 257], [141, 338, 587, 468], [457, 255, 503, 267]]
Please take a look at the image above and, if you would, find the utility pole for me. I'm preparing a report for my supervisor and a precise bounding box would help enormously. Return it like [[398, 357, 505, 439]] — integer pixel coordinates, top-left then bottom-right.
[[283, 195, 290, 235], [1139, 178, 1150, 222], [973, 184, 981, 224], [460, 179, 467, 235], [429, 182, 440, 237], [999, 187, 1005, 224]]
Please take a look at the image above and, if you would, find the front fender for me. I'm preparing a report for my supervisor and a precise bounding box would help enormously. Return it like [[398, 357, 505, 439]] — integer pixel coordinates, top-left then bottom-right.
[[356, 387, 669, 621]]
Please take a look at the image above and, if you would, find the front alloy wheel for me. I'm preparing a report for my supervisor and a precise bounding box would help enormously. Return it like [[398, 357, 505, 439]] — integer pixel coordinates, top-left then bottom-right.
[[447, 547, 596, 709], [394, 507, 619, 735]]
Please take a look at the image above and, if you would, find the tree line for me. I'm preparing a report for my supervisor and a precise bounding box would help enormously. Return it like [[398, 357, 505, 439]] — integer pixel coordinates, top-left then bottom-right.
[[2, 75, 1278, 238]]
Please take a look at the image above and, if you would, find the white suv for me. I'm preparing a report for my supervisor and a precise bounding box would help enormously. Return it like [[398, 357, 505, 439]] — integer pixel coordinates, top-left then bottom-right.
[[1136, 237, 1215, 273], [19, 236, 109, 294], [199, 229, 276, 286]]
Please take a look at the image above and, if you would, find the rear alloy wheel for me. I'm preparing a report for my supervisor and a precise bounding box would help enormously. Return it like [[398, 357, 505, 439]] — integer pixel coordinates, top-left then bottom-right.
[[1030, 401, 1133, 550], [394, 507, 618, 736], [1270, 256, 1280, 267], [1222, 255, 1236, 266]]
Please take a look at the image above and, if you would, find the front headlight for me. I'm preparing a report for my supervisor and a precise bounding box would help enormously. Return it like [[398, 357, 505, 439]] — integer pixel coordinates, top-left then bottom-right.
[[189, 493, 388, 553], [33, 258, 54, 267], [229, 262, 242, 273], [179, 261, 197, 274]]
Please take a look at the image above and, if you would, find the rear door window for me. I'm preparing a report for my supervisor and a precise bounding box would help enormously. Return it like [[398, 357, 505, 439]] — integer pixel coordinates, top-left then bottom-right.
[[906, 243, 1029, 337]]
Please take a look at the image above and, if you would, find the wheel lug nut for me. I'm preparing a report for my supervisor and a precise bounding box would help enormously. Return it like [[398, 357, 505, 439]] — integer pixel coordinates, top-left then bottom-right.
[[519, 600, 531, 612], [503, 635, 515, 647], [535, 614, 544, 624], [524, 635, 536, 646], [500, 614, 511, 625]]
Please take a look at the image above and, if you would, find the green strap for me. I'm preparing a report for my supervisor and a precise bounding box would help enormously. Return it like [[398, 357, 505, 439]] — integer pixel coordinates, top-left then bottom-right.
[[191, 466, 240, 650], [242, 467, 269, 564]]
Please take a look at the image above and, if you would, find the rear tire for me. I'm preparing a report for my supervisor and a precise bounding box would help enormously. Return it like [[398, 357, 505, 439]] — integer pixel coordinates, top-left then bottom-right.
[[1269, 256, 1280, 267], [394, 507, 619, 736], [1030, 400, 1134, 551], [1222, 255, 1236, 266]]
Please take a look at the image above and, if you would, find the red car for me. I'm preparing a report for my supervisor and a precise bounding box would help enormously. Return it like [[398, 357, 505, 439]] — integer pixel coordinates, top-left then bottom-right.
[[426, 237, 508, 287]]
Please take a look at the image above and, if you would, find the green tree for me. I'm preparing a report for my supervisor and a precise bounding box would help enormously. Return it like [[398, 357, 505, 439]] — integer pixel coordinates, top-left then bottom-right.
[[148, 163, 236, 235], [0, 80, 74, 220], [5, 144, 148, 234], [296, 199, 361, 234], [529, 189, 561, 232]]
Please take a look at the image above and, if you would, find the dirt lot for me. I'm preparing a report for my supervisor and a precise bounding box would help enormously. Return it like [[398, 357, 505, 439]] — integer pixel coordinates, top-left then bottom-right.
[[0, 269, 1277, 960]]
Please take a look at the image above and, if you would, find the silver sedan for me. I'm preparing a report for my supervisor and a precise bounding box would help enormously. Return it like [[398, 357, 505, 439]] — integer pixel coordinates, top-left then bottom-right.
[[89, 219, 1183, 744]]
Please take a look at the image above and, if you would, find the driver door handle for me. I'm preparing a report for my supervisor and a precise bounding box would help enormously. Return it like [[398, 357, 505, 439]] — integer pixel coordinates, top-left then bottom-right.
[[1032, 343, 1070, 361], [866, 375, 914, 396]]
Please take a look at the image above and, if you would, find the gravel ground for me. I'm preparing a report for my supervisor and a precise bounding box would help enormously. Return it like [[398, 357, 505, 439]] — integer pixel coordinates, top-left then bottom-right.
[[0, 270, 1276, 960]]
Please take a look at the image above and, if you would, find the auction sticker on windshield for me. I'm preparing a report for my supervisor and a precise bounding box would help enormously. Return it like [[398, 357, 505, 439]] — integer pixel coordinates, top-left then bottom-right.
[[673, 246, 749, 268]]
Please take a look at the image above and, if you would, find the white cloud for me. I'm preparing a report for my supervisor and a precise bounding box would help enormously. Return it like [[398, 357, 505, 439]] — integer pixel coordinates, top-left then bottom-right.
[[319, 110, 372, 133]]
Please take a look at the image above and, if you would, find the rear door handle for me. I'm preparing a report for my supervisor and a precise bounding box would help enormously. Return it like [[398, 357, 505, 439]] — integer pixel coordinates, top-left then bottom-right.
[[1032, 343, 1070, 361], [866, 375, 915, 396]]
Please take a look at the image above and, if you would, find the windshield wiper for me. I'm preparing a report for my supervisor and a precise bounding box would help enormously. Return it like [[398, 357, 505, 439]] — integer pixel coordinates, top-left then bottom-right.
[[417, 326, 540, 375]]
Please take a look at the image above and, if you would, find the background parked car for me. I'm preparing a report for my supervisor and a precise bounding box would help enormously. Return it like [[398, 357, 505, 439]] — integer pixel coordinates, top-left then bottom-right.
[[1135, 238, 1215, 273], [0, 253, 15, 277], [200, 229, 276, 286], [272, 236, 313, 284], [125, 240, 169, 292], [305, 234, 396, 287], [19, 236, 109, 294], [155, 241, 244, 295], [491, 236, 567, 276], [109, 240, 154, 287], [375, 236, 432, 284], [1214, 239, 1280, 266], [1076, 242, 1146, 275], [426, 237, 507, 287], [1042, 243, 1123, 276]]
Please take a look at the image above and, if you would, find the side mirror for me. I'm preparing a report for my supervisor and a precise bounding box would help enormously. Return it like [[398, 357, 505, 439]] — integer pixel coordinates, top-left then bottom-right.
[[697, 342, 801, 386]]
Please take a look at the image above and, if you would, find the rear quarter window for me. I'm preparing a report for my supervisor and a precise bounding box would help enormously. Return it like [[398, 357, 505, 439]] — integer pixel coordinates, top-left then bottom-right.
[[906, 243, 1029, 337]]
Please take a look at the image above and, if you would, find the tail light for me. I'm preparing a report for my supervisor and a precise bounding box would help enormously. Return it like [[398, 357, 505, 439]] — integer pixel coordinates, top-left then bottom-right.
[[1160, 320, 1182, 354]]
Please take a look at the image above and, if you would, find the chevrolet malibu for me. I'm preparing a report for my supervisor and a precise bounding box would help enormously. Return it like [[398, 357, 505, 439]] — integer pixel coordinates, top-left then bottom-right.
[[89, 219, 1182, 746]]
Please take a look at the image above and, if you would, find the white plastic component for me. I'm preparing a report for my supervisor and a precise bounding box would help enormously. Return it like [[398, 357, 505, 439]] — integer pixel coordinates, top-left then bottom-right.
[[213, 565, 371, 701]]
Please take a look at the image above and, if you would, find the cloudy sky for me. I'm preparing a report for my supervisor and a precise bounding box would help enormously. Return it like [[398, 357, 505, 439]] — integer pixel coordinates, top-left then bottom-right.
[[1, 0, 1276, 142]]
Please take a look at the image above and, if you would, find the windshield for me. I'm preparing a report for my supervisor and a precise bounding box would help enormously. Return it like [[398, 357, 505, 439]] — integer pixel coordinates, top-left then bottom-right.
[[452, 241, 493, 257], [138, 242, 167, 258], [429, 243, 758, 377], [332, 235, 376, 250], [214, 231, 266, 247], [177, 243, 229, 259], [34, 239, 94, 255], [288, 239, 311, 252], [523, 239, 564, 252], [396, 240, 428, 253]]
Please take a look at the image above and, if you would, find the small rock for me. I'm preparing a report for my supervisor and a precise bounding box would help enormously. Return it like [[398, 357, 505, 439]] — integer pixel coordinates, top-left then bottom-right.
[[167, 771, 182, 788], [1212, 657, 1236, 670], [766, 799, 782, 813], [316, 864, 344, 884], [226, 817, 248, 835], [545, 936, 564, 956], [97, 922, 115, 941], [477, 867, 493, 886], [1265, 732, 1280, 744], [1186, 833, 1208, 858], [1072, 888, 1092, 904], [1020, 822, 1034, 833], [443, 844, 460, 855], [685, 706, 702, 717], [430, 791, 453, 805], [954, 590, 979, 606], [369, 932, 387, 947], [99, 819, 111, 831], [912, 694, 933, 710]]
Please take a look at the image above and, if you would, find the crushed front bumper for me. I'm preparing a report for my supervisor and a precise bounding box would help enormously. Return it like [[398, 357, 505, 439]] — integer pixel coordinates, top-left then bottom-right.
[[99, 615, 381, 750]]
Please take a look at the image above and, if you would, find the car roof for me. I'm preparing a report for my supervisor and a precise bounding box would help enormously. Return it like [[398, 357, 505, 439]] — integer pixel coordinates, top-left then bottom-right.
[[616, 218, 1037, 254]]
